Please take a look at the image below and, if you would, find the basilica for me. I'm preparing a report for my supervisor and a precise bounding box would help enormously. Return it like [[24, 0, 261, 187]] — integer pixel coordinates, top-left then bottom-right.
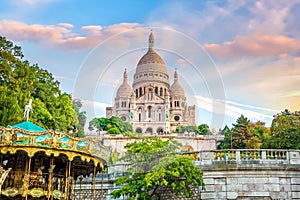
[[106, 32, 195, 133]]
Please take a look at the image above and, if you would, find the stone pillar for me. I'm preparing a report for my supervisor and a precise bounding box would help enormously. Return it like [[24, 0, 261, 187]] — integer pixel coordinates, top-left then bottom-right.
[[236, 150, 240, 163], [262, 150, 266, 162]]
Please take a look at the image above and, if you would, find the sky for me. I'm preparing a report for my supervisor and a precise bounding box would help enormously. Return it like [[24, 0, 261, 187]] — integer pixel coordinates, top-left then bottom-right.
[[0, 0, 299, 130]]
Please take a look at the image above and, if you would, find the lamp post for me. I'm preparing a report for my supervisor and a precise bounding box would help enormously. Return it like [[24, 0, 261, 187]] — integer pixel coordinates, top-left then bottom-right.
[[230, 132, 232, 149]]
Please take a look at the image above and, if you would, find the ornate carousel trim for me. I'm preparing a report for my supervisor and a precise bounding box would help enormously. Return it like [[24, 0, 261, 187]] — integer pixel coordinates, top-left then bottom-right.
[[0, 122, 111, 200]]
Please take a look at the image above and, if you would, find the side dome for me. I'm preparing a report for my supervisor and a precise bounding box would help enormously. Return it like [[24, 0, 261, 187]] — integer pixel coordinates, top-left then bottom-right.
[[116, 69, 133, 98], [170, 70, 185, 98]]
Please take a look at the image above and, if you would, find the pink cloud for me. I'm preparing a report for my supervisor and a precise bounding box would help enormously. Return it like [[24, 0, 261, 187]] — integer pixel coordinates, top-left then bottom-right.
[[0, 20, 144, 49], [204, 34, 300, 58]]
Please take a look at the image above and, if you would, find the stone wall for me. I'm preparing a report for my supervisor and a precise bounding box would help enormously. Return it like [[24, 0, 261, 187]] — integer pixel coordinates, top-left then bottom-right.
[[100, 134, 220, 157], [200, 170, 300, 199]]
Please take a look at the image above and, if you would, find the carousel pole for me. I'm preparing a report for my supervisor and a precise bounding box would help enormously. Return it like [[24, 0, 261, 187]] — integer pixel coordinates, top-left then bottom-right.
[[92, 165, 96, 200], [65, 160, 71, 200], [101, 168, 104, 200], [71, 171, 75, 199], [25, 156, 32, 200], [79, 177, 83, 200], [48, 156, 54, 200]]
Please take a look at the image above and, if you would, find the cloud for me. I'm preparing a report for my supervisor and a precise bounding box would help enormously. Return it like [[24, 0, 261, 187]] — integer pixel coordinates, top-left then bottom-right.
[[196, 95, 276, 122], [0, 20, 144, 50], [205, 34, 300, 58], [81, 99, 110, 111], [10, 0, 59, 6], [280, 90, 300, 98]]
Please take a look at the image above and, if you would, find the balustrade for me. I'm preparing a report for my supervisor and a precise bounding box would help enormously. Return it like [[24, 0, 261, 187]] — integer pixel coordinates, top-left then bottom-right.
[[190, 149, 299, 165]]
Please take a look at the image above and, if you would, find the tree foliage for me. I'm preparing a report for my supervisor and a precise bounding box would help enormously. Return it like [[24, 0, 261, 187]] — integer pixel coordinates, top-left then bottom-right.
[[218, 116, 269, 149], [111, 137, 205, 199], [88, 116, 133, 134], [175, 124, 211, 135], [72, 99, 87, 137], [0, 36, 75, 131], [262, 109, 300, 149], [230, 115, 251, 149], [198, 124, 210, 135]]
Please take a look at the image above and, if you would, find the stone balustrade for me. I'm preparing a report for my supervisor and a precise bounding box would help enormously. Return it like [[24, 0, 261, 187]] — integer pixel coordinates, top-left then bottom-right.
[[189, 149, 300, 166]]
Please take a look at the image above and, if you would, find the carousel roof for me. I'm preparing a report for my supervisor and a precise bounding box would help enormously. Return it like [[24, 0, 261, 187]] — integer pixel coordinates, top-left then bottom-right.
[[11, 121, 46, 132], [0, 122, 111, 166]]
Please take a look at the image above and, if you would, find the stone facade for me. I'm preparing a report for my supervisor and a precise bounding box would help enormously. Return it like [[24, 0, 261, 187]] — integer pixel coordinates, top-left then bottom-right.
[[106, 32, 196, 134], [97, 134, 220, 157]]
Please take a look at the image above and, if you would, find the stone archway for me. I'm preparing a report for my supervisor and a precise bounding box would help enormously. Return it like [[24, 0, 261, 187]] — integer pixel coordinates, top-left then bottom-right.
[[146, 127, 153, 134], [135, 127, 142, 133], [156, 127, 163, 134], [182, 145, 194, 152]]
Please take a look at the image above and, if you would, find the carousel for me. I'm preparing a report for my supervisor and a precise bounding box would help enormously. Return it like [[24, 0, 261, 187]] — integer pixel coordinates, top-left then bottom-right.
[[0, 101, 111, 199]]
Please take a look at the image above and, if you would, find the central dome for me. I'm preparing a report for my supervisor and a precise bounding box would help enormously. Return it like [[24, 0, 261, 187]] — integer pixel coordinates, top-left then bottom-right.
[[133, 32, 169, 88], [135, 32, 168, 75], [137, 48, 165, 65]]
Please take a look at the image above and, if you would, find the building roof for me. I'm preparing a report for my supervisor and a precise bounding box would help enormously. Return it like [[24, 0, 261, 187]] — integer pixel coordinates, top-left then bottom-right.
[[137, 48, 165, 66], [135, 32, 168, 75], [116, 69, 133, 98], [170, 70, 185, 97], [11, 121, 46, 132]]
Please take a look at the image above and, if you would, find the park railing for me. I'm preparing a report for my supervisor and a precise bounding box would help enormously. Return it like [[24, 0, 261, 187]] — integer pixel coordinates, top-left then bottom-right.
[[184, 149, 300, 165]]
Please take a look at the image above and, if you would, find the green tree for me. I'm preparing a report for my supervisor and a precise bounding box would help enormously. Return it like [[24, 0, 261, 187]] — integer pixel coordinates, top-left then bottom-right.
[[111, 138, 205, 199], [88, 116, 133, 134], [0, 36, 75, 131], [218, 128, 232, 149], [175, 126, 185, 133], [197, 124, 210, 135], [175, 125, 198, 133], [246, 121, 269, 149], [230, 115, 251, 149], [218, 119, 269, 149], [262, 110, 300, 149], [72, 99, 87, 137]]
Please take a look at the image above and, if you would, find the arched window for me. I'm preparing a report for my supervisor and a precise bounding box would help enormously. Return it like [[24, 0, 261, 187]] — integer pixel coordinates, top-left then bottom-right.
[[155, 87, 158, 94], [146, 127, 153, 134], [158, 107, 162, 121], [138, 108, 142, 121], [139, 87, 143, 96], [136, 89, 138, 98], [156, 127, 163, 134], [148, 89, 153, 100], [160, 88, 163, 96], [148, 106, 152, 118], [136, 128, 142, 133]]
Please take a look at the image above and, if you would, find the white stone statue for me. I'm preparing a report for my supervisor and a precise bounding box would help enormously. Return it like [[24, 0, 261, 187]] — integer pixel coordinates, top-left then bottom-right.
[[24, 99, 32, 121]]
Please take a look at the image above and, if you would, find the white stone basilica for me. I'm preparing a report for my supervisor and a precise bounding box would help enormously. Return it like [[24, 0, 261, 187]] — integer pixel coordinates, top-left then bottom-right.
[[106, 32, 195, 133]]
